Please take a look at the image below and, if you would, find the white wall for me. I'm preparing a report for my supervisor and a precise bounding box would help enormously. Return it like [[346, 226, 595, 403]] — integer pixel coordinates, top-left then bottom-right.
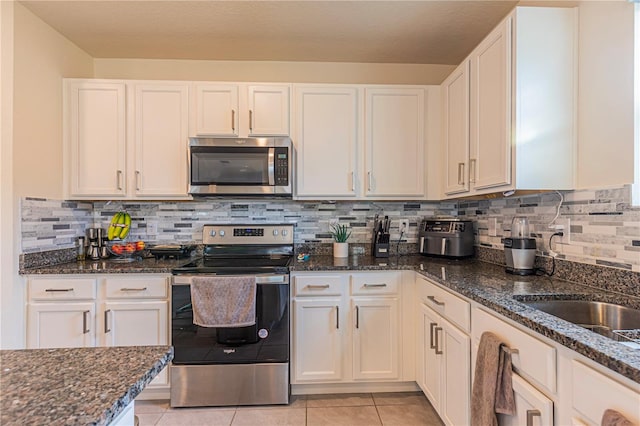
[[0, 3, 93, 349], [13, 2, 94, 199], [577, 1, 635, 188], [94, 58, 455, 85]]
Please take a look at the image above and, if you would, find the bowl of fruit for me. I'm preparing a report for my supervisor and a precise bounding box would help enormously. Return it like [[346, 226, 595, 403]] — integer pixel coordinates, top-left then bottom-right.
[[106, 211, 145, 261]]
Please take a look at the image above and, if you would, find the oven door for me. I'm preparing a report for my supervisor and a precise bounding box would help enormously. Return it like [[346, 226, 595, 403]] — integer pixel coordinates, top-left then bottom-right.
[[188, 137, 292, 196], [171, 274, 289, 365]]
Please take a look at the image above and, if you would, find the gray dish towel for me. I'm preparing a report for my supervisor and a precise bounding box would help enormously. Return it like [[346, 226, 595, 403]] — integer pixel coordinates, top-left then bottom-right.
[[601, 409, 635, 426], [190, 276, 256, 328], [471, 331, 517, 426]]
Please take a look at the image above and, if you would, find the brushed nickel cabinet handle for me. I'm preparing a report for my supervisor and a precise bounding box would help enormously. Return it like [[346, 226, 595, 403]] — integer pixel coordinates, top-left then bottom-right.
[[470, 159, 477, 184], [231, 109, 235, 132], [430, 322, 437, 349], [249, 110, 253, 132], [367, 172, 372, 191], [117, 170, 123, 190], [82, 310, 90, 334], [307, 284, 330, 290], [526, 409, 541, 426], [104, 309, 111, 333], [351, 172, 355, 192], [364, 283, 387, 288], [45, 288, 74, 292], [434, 326, 443, 354], [135, 171, 141, 191], [336, 306, 339, 329], [427, 295, 445, 306], [457, 163, 465, 185], [355, 305, 360, 329], [120, 287, 148, 292]]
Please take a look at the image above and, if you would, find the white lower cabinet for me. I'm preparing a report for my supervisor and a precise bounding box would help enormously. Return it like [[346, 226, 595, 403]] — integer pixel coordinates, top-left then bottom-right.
[[291, 271, 404, 386], [26, 274, 170, 393], [498, 374, 553, 426], [416, 277, 470, 426]]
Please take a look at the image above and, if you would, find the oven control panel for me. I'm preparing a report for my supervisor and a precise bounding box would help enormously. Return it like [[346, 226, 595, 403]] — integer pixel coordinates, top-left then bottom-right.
[[203, 224, 294, 245]]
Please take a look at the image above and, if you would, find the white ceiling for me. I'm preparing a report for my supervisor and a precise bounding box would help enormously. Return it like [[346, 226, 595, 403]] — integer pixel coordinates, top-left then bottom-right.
[[20, 1, 521, 65]]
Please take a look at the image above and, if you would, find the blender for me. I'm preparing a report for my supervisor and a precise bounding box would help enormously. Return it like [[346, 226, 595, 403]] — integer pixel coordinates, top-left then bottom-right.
[[504, 216, 537, 275]]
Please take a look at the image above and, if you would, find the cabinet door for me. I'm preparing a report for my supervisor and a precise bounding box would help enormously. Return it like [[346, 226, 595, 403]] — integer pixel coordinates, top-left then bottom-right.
[[365, 88, 425, 198], [295, 86, 359, 197], [194, 84, 239, 136], [133, 84, 189, 197], [66, 81, 127, 198], [440, 317, 471, 426], [352, 297, 400, 380], [498, 374, 553, 426], [27, 302, 95, 348], [102, 300, 170, 387], [418, 302, 442, 410], [470, 17, 512, 191], [248, 85, 290, 136], [292, 298, 344, 383], [442, 62, 470, 195]]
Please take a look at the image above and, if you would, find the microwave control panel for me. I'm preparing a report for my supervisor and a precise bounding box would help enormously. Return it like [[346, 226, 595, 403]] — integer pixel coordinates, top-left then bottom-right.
[[274, 147, 289, 185]]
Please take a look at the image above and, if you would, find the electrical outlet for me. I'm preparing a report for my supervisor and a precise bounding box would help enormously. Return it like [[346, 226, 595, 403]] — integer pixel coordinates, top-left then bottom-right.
[[488, 218, 498, 237], [399, 220, 409, 234], [550, 218, 570, 244], [146, 221, 158, 235]]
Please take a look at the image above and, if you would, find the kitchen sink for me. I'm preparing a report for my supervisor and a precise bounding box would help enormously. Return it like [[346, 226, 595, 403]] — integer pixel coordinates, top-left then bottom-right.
[[520, 299, 640, 343]]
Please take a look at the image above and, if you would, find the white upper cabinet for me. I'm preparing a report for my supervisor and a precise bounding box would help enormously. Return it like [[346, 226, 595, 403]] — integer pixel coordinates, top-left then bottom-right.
[[442, 62, 470, 196], [294, 86, 359, 198], [65, 80, 127, 198], [441, 6, 577, 199], [365, 88, 426, 198], [133, 83, 189, 198], [64, 79, 191, 200], [193, 84, 239, 136], [192, 83, 290, 137]]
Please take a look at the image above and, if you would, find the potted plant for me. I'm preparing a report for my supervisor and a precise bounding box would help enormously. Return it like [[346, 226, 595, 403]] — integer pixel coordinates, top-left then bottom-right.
[[330, 223, 351, 258]]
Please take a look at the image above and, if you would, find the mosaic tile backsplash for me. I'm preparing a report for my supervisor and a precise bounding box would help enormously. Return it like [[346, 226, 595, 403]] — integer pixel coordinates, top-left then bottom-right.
[[21, 185, 640, 273]]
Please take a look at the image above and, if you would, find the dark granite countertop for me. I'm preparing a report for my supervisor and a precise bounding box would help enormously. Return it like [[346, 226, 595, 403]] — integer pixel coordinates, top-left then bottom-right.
[[20, 256, 192, 275], [292, 254, 640, 385], [0, 345, 173, 426]]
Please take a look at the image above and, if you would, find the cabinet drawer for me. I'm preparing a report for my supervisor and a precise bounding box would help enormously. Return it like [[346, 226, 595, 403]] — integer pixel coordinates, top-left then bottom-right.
[[29, 278, 97, 301], [417, 276, 469, 332], [293, 275, 345, 297], [571, 361, 640, 425], [104, 277, 168, 299], [350, 272, 399, 296], [472, 308, 556, 394]]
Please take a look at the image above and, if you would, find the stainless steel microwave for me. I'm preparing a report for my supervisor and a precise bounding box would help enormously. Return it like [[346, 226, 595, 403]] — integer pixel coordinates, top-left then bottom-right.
[[188, 137, 293, 197]]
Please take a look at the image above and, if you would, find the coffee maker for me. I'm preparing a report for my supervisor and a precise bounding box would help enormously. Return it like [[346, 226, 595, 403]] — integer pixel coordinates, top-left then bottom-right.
[[86, 227, 104, 260], [504, 217, 536, 275]]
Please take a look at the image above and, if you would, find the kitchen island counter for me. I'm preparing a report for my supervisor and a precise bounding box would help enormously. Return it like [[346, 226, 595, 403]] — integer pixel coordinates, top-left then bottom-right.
[[0, 345, 173, 426], [292, 254, 640, 385]]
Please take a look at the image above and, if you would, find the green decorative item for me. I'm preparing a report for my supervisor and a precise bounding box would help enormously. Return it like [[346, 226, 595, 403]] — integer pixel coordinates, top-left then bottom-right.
[[330, 223, 351, 243]]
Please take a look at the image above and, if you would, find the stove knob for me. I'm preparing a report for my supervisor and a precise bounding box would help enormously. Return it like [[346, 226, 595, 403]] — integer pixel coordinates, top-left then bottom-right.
[[209, 230, 216, 237], [282, 229, 288, 237], [273, 229, 279, 236], [219, 230, 225, 237]]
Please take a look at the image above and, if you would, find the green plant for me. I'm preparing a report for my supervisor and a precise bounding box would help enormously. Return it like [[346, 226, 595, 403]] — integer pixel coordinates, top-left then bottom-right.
[[330, 223, 351, 243]]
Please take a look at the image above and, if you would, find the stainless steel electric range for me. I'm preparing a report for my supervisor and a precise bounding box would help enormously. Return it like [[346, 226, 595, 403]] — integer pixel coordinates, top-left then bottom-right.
[[170, 224, 294, 407]]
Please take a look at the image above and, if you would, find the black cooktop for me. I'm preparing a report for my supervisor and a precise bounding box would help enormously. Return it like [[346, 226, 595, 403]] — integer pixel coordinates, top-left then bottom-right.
[[172, 255, 292, 275]]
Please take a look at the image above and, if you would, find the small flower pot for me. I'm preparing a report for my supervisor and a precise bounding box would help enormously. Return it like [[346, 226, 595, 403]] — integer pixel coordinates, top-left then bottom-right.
[[333, 242, 349, 258]]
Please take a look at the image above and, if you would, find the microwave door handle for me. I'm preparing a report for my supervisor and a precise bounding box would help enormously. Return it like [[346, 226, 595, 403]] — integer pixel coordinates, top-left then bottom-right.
[[268, 147, 275, 186]]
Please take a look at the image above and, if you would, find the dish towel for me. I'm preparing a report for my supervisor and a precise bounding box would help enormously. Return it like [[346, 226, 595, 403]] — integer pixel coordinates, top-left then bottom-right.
[[601, 409, 635, 426], [190, 276, 256, 328], [471, 331, 517, 426]]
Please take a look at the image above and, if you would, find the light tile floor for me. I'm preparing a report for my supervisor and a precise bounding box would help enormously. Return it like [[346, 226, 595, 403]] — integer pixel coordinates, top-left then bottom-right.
[[135, 392, 445, 426]]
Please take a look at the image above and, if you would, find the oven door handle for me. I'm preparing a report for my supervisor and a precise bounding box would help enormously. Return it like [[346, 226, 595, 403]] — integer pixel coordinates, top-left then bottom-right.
[[255, 275, 287, 284], [268, 147, 275, 186]]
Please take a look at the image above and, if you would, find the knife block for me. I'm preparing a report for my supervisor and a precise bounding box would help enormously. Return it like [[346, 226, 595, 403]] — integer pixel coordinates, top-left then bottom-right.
[[374, 243, 389, 258]]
